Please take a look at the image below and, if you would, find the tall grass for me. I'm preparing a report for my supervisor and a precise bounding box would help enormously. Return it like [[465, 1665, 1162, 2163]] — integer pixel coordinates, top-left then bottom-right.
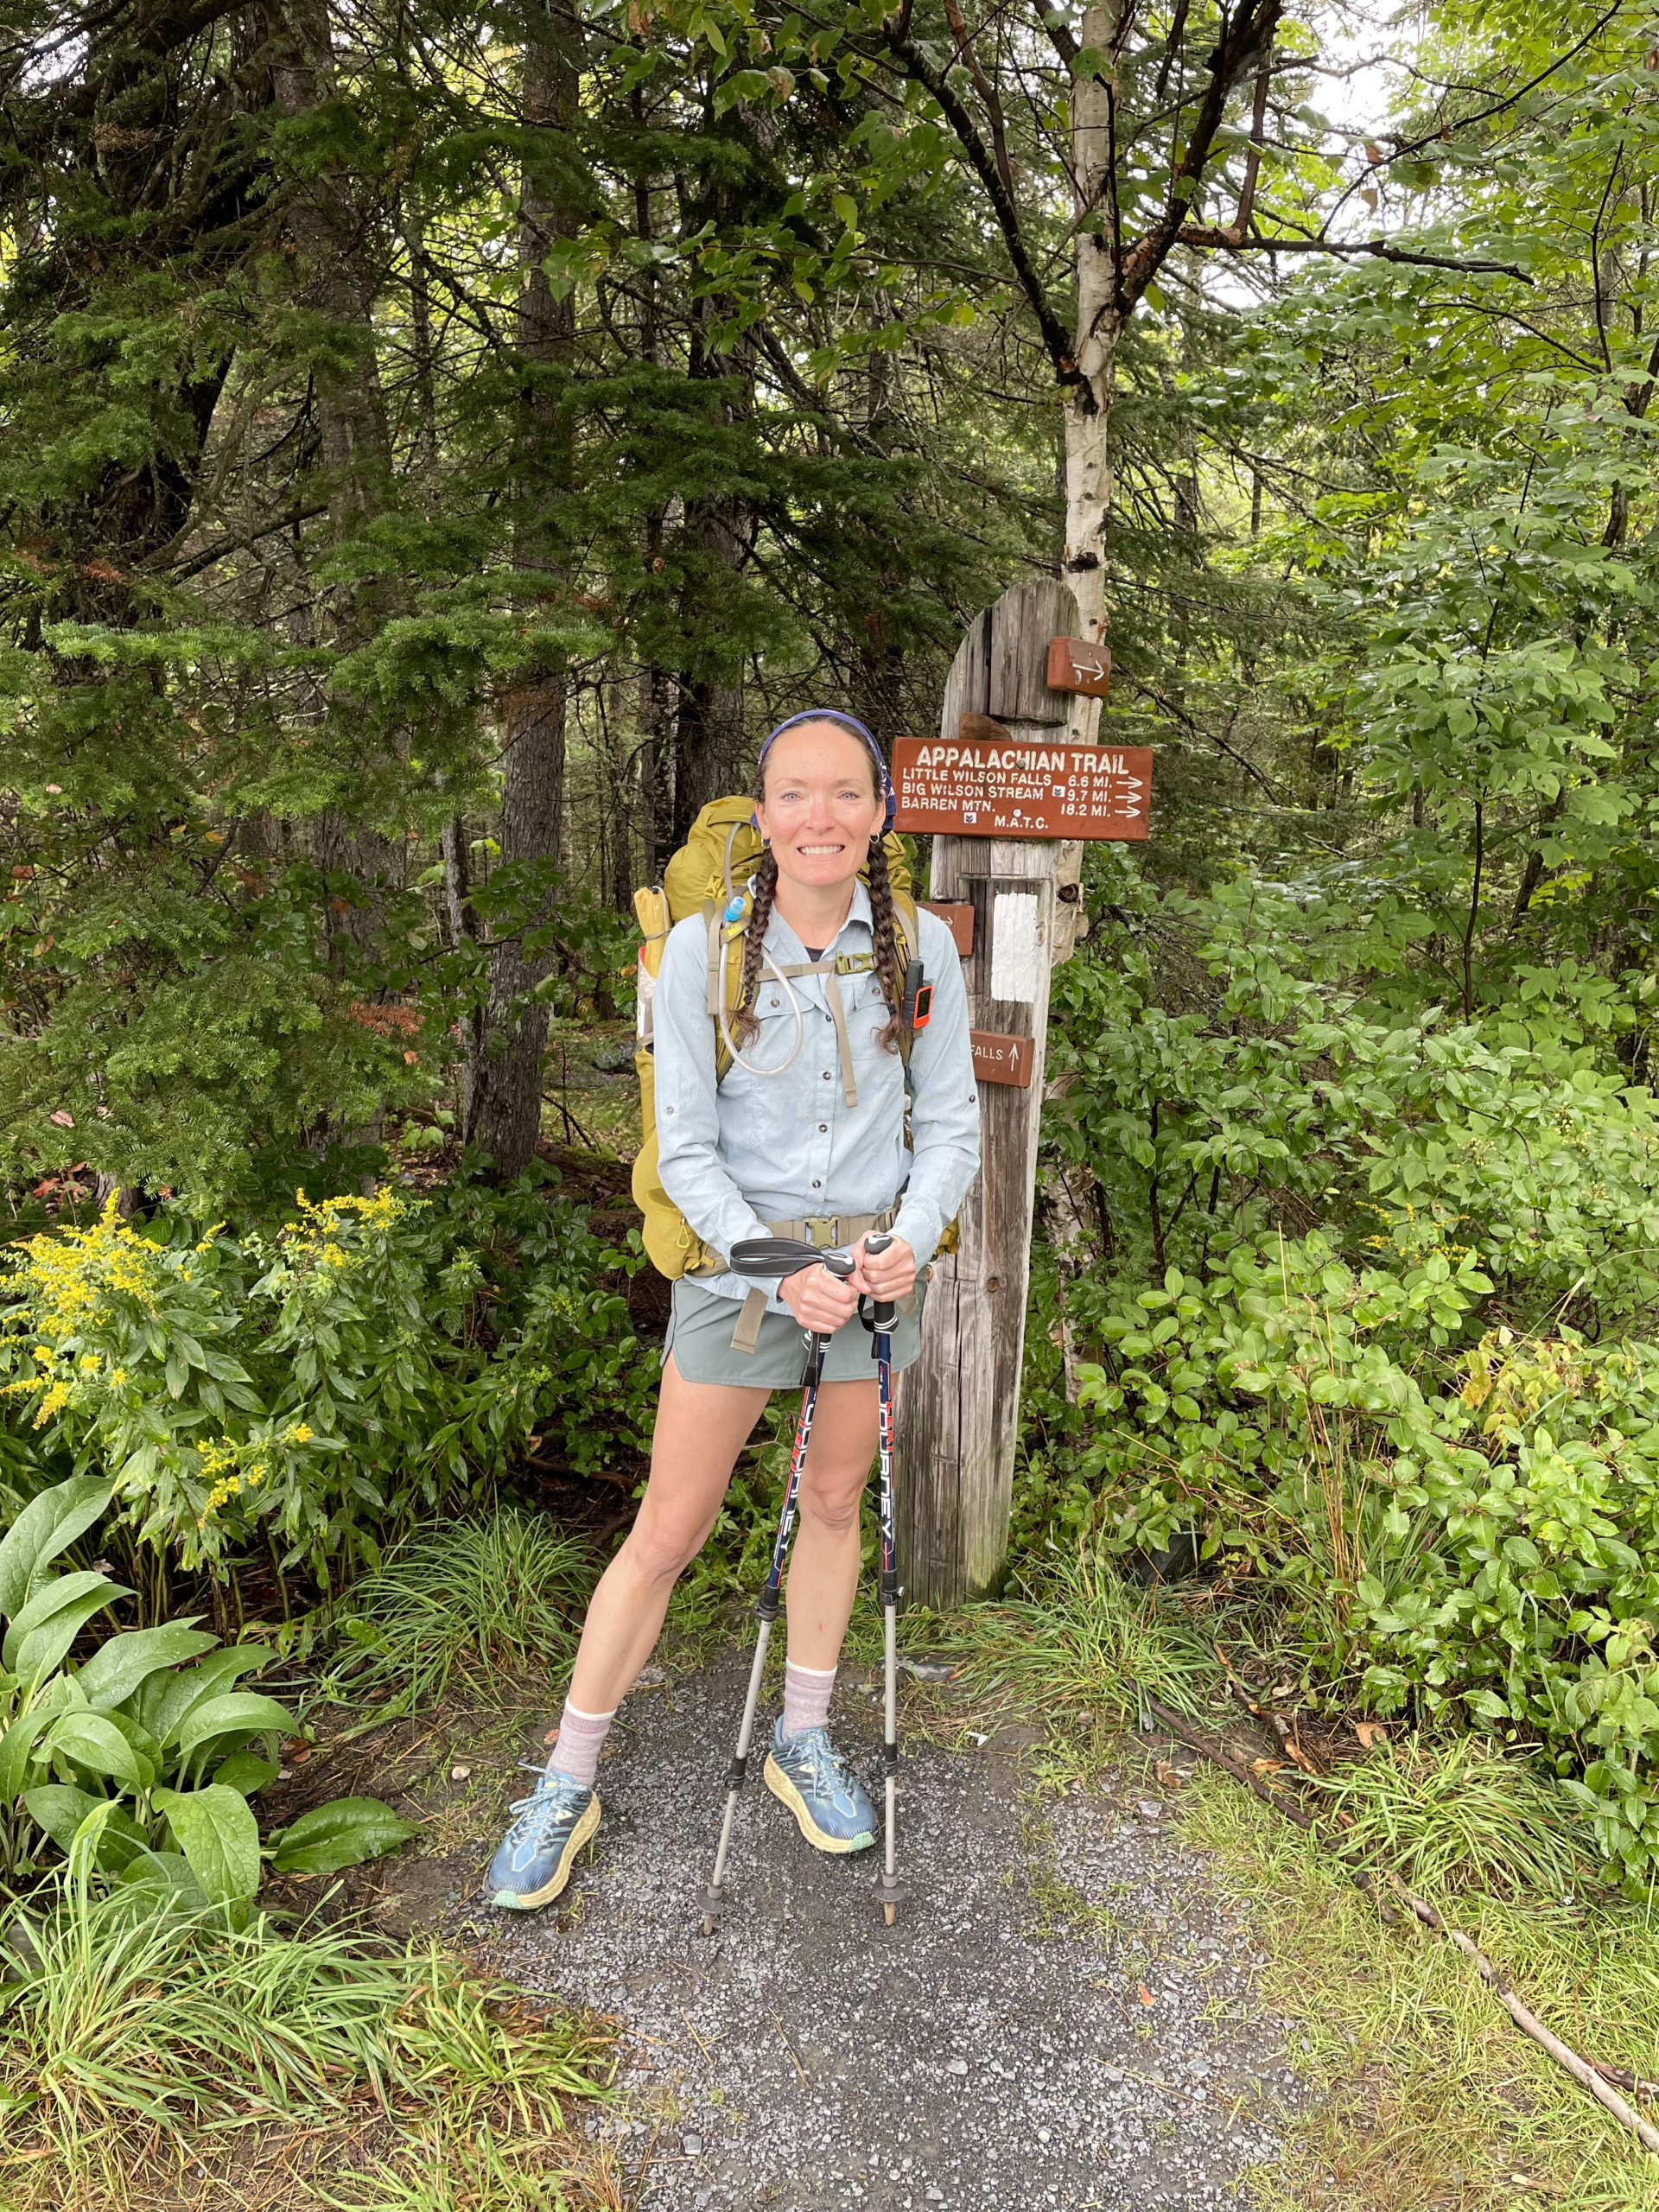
[[934, 1545, 1220, 1724], [0, 1837, 612, 2197], [320, 2120, 626, 2212], [321, 1507, 598, 1718], [1303, 1733, 1597, 1904], [1186, 1773, 1659, 2212]]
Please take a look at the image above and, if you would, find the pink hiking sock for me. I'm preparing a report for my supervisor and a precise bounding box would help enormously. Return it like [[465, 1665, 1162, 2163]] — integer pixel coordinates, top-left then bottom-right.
[[545, 1700, 616, 1788], [782, 1660, 837, 1740]]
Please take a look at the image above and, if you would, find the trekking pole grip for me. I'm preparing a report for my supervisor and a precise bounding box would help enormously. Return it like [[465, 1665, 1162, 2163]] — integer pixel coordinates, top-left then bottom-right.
[[864, 1230, 897, 1330]]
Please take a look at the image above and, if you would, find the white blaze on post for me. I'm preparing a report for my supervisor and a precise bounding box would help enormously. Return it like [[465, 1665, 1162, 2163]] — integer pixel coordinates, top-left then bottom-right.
[[989, 893, 1040, 1004]]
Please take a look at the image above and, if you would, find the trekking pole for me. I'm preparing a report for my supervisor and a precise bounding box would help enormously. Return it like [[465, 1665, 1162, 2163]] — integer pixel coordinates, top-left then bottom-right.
[[697, 1237, 856, 1936], [860, 1232, 909, 1927]]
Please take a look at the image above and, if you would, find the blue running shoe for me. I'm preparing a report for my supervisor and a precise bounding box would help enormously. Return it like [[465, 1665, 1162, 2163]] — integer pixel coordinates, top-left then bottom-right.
[[764, 1719, 876, 1853], [488, 1765, 601, 1910]]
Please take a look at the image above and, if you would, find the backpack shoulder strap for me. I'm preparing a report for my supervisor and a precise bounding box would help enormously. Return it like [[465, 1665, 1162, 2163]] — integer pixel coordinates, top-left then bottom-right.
[[893, 891, 918, 965]]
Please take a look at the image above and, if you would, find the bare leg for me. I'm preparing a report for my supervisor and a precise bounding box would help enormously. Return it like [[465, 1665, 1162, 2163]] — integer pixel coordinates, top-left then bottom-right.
[[565, 1357, 770, 1713], [785, 1377, 879, 1670]]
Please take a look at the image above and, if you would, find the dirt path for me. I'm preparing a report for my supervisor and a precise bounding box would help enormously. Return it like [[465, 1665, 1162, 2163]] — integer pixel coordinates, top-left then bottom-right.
[[463, 1656, 1303, 2212]]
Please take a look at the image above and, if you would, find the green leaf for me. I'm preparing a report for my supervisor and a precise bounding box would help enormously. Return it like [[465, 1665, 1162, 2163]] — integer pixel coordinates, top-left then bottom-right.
[[269, 1796, 419, 1874], [175, 1690, 295, 1763], [21, 1781, 103, 1854], [0, 1689, 64, 1800], [0, 1477, 113, 1623], [41, 1710, 150, 1789], [4, 1573, 129, 1679], [74, 1621, 219, 1710], [212, 1749, 280, 1796], [118, 1849, 208, 1912], [149, 1649, 272, 1745], [154, 1783, 262, 1906], [23, 1783, 148, 1870]]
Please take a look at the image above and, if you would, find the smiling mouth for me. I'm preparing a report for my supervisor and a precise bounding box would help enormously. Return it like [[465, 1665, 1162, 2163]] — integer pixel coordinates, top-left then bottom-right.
[[797, 842, 846, 855]]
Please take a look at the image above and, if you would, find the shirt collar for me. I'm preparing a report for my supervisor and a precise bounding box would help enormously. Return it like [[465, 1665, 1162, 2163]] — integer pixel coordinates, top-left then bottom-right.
[[767, 877, 873, 959]]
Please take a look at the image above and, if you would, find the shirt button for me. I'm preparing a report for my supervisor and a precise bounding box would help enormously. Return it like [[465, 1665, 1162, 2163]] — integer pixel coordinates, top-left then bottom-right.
[[822, 1071, 831, 1080], [812, 1179, 822, 1188], [818, 1123, 827, 1133]]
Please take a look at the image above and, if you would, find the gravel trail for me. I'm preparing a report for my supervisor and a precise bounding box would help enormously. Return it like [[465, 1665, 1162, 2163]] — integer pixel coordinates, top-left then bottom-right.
[[468, 1656, 1302, 2212]]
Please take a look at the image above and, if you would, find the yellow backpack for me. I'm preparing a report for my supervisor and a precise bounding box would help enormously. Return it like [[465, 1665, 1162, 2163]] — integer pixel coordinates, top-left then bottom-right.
[[630, 798, 921, 1281]]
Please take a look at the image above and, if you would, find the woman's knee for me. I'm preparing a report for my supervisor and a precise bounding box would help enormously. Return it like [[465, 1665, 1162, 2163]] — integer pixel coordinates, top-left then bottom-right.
[[798, 1478, 865, 1540], [620, 1517, 704, 1588]]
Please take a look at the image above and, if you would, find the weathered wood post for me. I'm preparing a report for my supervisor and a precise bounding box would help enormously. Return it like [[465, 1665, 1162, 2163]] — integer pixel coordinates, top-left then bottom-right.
[[891, 580, 1147, 1606]]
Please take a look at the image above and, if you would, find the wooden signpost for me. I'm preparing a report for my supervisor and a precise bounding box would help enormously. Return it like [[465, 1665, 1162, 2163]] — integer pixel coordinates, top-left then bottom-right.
[[891, 580, 1149, 1607]]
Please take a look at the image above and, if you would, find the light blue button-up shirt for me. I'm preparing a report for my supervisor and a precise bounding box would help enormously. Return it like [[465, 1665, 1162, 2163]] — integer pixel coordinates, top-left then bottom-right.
[[653, 884, 981, 1312]]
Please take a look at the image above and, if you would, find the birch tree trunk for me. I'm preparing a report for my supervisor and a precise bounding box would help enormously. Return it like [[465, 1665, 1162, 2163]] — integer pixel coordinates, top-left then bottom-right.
[[1045, 1, 1128, 1389]]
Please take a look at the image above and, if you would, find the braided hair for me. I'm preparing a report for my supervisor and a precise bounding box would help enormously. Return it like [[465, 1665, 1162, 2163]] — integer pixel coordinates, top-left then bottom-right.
[[731, 741, 905, 1052]]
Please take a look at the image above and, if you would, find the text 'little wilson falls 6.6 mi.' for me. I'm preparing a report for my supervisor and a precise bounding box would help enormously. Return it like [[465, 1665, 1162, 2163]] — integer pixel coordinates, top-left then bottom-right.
[[891, 731, 1152, 839]]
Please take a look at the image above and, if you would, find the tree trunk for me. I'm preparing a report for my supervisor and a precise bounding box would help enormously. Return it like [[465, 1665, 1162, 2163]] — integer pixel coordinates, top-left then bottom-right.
[[1045, 2, 1128, 1369], [267, 0, 392, 543], [464, 0, 579, 1176], [672, 467, 750, 841], [638, 654, 676, 882]]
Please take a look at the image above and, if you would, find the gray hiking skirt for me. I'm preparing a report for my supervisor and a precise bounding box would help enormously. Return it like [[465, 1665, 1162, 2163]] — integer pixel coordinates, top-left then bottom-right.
[[664, 1275, 927, 1389]]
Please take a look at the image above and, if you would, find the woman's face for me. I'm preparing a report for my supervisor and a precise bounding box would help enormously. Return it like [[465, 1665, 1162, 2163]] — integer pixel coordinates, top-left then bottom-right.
[[753, 724, 885, 894]]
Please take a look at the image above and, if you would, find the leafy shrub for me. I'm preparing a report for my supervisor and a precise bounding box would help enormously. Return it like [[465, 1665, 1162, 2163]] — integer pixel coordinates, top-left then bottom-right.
[[0, 1182, 652, 1592], [1050, 1230, 1659, 1894], [1067, 1230, 1490, 1594], [1, 1475, 412, 1904], [1047, 872, 1659, 1330]]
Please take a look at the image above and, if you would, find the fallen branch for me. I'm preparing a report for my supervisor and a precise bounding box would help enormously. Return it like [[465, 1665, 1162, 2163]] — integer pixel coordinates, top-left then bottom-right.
[[1141, 1693, 1659, 2160], [1594, 2058, 1659, 2104], [1398, 1891, 1659, 2157]]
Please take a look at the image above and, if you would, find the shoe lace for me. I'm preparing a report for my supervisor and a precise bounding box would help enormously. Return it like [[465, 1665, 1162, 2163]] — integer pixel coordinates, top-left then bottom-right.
[[795, 1728, 849, 1797], [505, 1764, 578, 1842]]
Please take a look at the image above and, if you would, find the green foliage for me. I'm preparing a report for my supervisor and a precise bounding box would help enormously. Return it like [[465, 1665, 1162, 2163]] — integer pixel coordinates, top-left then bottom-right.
[[0, 1839, 609, 2185], [1039, 1209, 1659, 1892], [936, 1548, 1220, 1729], [1037, 839, 1659, 1893], [1049, 870, 1659, 1325], [321, 1507, 597, 1720], [1300, 1734, 1593, 1904], [0, 1182, 652, 1592], [0, 1476, 411, 1904]]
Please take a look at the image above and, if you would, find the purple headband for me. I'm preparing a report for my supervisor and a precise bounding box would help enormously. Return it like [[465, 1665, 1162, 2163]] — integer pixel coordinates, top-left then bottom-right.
[[756, 710, 895, 832]]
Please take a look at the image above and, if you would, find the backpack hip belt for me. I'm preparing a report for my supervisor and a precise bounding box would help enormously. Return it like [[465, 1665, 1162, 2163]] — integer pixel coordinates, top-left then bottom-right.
[[690, 1205, 907, 1354]]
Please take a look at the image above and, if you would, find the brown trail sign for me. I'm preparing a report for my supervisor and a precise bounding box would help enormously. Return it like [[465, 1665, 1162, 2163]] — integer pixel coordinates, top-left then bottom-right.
[[892, 579, 1150, 1607], [893, 733, 1150, 841]]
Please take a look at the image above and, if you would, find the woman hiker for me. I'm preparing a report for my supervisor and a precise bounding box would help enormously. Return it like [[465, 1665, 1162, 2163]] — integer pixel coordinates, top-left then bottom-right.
[[487, 711, 981, 1910]]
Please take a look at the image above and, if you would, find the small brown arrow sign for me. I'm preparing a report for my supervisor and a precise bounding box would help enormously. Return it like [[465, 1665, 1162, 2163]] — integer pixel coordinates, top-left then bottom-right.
[[920, 900, 975, 956], [970, 1029, 1034, 1088], [1046, 637, 1112, 698]]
